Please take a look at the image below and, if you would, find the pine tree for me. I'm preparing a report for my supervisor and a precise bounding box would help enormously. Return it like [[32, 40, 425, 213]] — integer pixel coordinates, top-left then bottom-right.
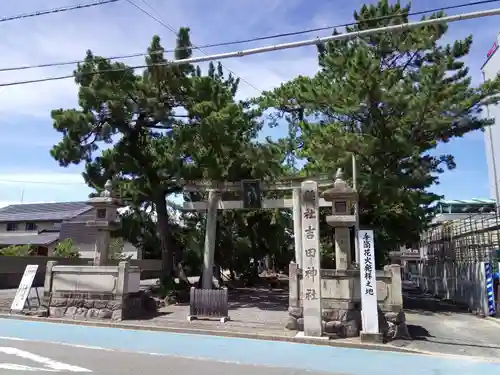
[[261, 0, 500, 261], [50, 30, 285, 284]]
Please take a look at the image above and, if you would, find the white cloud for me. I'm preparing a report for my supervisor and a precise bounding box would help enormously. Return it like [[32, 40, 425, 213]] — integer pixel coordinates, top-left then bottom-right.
[[0, 0, 322, 117], [1, 0, 497, 118]]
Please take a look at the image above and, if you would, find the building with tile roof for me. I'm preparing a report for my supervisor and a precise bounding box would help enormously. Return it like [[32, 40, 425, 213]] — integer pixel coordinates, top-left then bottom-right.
[[0, 201, 140, 259]]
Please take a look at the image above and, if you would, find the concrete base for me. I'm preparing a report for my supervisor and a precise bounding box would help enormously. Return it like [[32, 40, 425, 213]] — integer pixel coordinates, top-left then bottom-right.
[[294, 331, 329, 340], [360, 331, 384, 343], [187, 315, 230, 323]]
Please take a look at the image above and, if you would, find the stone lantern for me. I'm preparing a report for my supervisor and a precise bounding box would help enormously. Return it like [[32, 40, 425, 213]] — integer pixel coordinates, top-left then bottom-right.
[[86, 179, 122, 266], [321, 169, 358, 270]]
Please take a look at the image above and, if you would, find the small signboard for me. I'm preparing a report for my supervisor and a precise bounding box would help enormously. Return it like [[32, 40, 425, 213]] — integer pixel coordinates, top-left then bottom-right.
[[10, 265, 39, 312], [241, 179, 261, 209], [358, 230, 379, 334]]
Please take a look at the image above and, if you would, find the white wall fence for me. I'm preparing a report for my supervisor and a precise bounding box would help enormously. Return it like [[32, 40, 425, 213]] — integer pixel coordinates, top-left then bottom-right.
[[0, 256, 161, 289], [415, 261, 498, 317]]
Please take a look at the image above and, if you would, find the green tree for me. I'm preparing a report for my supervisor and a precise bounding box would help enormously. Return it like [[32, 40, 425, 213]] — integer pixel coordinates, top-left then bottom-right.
[[260, 0, 500, 263], [53, 238, 80, 258], [50, 29, 284, 285]]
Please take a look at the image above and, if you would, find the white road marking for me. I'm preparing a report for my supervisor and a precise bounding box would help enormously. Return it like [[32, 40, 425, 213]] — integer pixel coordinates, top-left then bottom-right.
[[0, 347, 92, 372], [0, 337, 114, 352]]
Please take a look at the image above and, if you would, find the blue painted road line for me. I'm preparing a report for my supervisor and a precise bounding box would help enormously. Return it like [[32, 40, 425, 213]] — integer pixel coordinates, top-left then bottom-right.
[[0, 318, 499, 375]]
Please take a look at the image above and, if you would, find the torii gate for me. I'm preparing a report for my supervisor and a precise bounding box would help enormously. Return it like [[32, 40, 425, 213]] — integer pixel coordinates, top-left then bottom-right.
[[182, 177, 334, 289]]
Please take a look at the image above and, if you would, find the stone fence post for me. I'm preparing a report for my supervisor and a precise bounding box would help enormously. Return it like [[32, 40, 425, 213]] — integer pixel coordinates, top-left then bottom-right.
[[116, 261, 130, 297], [386, 264, 403, 310], [289, 262, 300, 308], [43, 260, 58, 300]]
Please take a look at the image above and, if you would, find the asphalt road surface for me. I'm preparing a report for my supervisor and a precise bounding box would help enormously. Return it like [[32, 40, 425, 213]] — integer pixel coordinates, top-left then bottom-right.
[[1, 318, 500, 375], [0, 339, 333, 375]]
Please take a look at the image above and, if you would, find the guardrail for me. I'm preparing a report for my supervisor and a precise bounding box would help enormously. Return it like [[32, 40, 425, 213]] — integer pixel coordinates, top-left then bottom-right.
[[0, 256, 161, 289]]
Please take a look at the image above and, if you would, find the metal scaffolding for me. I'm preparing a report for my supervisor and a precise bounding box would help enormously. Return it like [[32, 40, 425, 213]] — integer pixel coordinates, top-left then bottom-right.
[[421, 213, 500, 262]]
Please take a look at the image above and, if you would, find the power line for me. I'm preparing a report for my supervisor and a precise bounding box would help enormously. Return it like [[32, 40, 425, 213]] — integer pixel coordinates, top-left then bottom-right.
[[126, 0, 263, 94], [0, 179, 86, 185], [0, 0, 121, 24], [1, 7, 499, 88], [0, 0, 497, 74]]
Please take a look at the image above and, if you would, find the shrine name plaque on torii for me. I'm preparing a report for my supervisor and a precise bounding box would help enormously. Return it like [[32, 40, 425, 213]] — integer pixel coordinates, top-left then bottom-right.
[[181, 177, 334, 289]]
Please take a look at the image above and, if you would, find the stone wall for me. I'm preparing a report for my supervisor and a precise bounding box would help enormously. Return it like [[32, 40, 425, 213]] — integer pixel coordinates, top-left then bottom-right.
[[0, 256, 90, 289], [47, 291, 156, 320], [42, 261, 157, 321], [287, 263, 407, 339]]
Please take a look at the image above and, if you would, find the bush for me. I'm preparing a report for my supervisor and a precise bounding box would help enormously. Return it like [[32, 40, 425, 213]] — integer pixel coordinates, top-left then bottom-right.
[[0, 244, 33, 256], [53, 238, 80, 258]]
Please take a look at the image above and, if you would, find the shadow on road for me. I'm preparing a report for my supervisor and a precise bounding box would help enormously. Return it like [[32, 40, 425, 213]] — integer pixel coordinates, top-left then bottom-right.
[[403, 285, 470, 316], [406, 324, 433, 340], [228, 288, 288, 312]]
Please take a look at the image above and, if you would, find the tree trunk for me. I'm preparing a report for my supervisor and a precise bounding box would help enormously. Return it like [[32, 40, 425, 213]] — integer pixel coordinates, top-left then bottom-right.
[[155, 193, 174, 286]]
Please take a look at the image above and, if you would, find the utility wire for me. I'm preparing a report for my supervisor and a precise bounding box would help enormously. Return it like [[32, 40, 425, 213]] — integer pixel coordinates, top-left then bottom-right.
[[126, 0, 263, 94], [0, 0, 497, 74], [0, 0, 121, 24], [0, 179, 86, 185], [1, 6, 500, 88]]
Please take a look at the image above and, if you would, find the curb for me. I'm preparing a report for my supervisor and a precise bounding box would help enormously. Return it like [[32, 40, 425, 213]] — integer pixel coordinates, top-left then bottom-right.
[[0, 313, 421, 355]]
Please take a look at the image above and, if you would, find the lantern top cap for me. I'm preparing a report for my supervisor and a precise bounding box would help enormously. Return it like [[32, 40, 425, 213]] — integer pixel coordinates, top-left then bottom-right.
[[87, 179, 123, 207], [321, 168, 357, 201], [335, 168, 344, 181], [101, 179, 114, 198]]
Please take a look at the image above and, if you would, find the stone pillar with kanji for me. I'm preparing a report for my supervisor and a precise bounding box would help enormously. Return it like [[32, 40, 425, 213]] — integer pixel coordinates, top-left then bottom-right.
[[300, 180, 322, 337], [85, 180, 122, 266]]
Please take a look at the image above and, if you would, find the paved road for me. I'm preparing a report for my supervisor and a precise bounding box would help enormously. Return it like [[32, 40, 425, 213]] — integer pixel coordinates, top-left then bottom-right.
[[393, 284, 500, 358], [0, 338, 330, 374], [1, 318, 500, 375]]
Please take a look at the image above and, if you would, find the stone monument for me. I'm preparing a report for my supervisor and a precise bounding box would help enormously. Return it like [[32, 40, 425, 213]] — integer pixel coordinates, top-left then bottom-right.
[[287, 170, 407, 341], [322, 168, 357, 271], [85, 179, 122, 266], [300, 180, 322, 337]]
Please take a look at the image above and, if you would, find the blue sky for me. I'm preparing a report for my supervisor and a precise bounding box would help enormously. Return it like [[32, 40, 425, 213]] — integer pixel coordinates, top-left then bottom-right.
[[0, 0, 498, 207]]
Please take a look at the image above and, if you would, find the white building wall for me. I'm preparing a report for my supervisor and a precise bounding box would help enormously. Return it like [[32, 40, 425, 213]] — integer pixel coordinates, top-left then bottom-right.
[[482, 33, 500, 206], [0, 221, 59, 235]]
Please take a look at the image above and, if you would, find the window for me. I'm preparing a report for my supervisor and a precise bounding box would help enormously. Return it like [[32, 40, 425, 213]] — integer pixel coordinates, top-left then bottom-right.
[[97, 208, 107, 219], [334, 201, 347, 214], [6, 223, 18, 232], [25, 222, 38, 231]]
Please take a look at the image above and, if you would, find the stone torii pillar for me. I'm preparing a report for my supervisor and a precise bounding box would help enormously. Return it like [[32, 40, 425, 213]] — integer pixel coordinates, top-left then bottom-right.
[[182, 178, 334, 288], [85, 180, 122, 266], [292, 188, 303, 268], [202, 190, 220, 289]]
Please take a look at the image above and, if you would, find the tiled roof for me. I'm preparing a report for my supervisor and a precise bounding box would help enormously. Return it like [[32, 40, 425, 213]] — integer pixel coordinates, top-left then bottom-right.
[[0, 232, 60, 246], [0, 202, 92, 222], [59, 222, 99, 245]]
